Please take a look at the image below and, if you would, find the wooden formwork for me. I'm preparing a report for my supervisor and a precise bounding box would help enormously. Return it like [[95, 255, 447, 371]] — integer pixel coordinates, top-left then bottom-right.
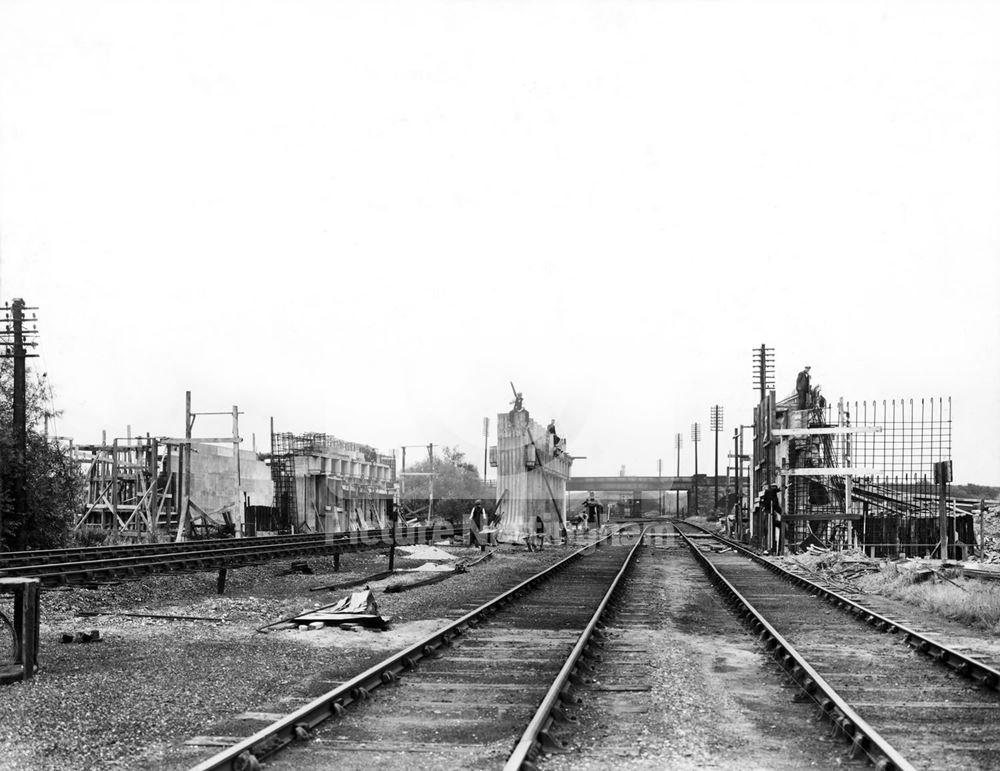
[[73, 438, 178, 536]]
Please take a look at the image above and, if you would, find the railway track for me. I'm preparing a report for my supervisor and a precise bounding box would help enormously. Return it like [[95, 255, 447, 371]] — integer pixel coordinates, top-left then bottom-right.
[[188, 529, 646, 771], [674, 522, 1000, 770], [0, 527, 438, 586]]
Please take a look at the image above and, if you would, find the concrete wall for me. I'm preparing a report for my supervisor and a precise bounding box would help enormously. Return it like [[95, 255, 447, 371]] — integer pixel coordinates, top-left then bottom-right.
[[291, 456, 394, 534], [171, 443, 273, 530]]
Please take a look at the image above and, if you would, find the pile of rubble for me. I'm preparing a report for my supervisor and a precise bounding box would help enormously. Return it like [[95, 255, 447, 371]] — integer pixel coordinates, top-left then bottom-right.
[[974, 504, 1000, 564], [776, 546, 881, 590]]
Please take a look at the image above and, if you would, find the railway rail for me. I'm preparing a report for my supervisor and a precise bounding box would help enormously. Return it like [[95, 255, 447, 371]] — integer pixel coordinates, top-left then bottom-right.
[[674, 522, 1000, 770], [0, 533, 341, 568], [189, 529, 647, 771], [0, 527, 438, 586]]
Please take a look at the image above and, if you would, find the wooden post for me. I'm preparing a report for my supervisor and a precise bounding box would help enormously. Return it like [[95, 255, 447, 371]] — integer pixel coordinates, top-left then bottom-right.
[[937, 463, 948, 561], [428, 443, 434, 522], [400, 447, 406, 513], [483, 417, 489, 486], [979, 498, 985, 558], [6, 578, 40, 681], [175, 391, 193, 542], [149, 437, 159, 534], [733, 429, 740, 538], [232, 406, 242, 537], [110, 439, 119, 530], [174, 443, 185, 541], [216, 568, 227, 594]]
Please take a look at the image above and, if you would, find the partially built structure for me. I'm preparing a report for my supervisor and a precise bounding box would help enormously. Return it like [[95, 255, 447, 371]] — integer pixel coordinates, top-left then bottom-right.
[[750, 386, 967, 557], [270, 431, 396, 534], [494, 407, 572, 541]]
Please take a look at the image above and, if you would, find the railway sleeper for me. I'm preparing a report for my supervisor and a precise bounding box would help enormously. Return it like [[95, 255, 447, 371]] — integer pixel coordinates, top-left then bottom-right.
[[536, 729, 569, 753], [550, 703, 579, 724], [233, 750, 262, 771]]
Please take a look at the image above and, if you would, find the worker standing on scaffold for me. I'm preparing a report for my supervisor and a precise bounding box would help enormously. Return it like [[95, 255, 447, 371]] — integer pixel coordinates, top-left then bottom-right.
[[796, 366, 811, 409]]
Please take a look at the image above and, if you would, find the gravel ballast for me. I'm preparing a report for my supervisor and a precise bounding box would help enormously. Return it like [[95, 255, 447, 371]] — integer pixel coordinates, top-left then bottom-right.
[[0, 542, 567, 771]]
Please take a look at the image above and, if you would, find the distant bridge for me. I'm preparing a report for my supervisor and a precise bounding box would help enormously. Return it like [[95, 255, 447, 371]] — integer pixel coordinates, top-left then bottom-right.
[[566, 475, 728, 493]]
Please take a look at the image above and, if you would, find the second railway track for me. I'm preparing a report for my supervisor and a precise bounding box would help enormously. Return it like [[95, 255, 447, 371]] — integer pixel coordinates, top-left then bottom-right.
[[0, 527, 439, 585], [675, 522, 1000, 770]]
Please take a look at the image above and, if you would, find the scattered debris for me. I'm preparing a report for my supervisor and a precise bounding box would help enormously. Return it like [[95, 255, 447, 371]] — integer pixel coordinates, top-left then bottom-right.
[[310, 571, 393, 592], [395, 545, 457, 562], [75, 611, 224, 622], [293, 589, 389, 629], [276, 561, 314, 576], [61, 630, 102, 644], [396, 561, 455, 573], [257, 592, 377, 633], [461, 548, 498, 569], [384, 571, 458, 593]]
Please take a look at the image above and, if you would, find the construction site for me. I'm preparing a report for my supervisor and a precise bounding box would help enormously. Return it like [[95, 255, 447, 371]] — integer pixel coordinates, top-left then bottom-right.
[[2, 303, 999, 771], [747, 390, 966, 557], [67, 403, 397, 542]]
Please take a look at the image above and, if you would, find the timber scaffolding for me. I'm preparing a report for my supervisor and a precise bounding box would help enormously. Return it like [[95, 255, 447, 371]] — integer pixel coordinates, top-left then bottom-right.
[[269, 431, 397, 534], [73, 437, 180, 535], [753, 392, 960, 556]]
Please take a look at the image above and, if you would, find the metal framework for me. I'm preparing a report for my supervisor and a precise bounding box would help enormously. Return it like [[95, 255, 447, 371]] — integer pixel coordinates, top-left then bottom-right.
[[756, 395, 957, 556]]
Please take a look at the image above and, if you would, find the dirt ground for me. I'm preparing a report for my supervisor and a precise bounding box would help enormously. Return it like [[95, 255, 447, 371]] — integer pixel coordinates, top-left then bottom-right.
[[3, 529, 1000, 770], [0, 542, 567, 771]]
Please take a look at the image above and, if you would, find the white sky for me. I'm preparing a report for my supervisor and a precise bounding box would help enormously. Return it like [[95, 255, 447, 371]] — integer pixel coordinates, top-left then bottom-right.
[[1, 0, 998, 485]]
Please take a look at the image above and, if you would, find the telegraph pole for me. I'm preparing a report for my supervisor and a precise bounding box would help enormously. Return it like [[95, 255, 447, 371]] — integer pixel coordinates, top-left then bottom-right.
[[710, 406, 723, 517], [482, 417, 489, 486], [674, 433, 682, 515], [752, 344, 775, 403], [657, 458, 663, 516], [691, 422, 701, 517], [428, 443, 435, 521], [1, 300, 39, 550], [733, 428, 741, 537]]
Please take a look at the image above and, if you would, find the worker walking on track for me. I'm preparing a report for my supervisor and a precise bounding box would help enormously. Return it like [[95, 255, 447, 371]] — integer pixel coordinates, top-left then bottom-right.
[[469, 499, 487, 546], [581, 492, 604, 533]]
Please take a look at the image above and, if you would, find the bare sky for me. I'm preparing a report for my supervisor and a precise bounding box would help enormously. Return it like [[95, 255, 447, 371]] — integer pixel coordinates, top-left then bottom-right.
[[1, 1, 998, 485]]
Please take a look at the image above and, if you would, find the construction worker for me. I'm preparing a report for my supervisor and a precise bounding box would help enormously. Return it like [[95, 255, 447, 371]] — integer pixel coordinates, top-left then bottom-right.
[[469, 499, 487, 546], [582, 492, 603, 532], [796, 366, 811, 409], [762, 484, 782, 553]]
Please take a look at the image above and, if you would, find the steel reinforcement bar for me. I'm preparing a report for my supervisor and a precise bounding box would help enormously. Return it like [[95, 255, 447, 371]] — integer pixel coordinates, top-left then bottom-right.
[[0, 527, 442, 586], [678, 522, 1000, 692], [189, 531, 626, 771], [504, 528, 647, 771], [674, 525, 915, 771]]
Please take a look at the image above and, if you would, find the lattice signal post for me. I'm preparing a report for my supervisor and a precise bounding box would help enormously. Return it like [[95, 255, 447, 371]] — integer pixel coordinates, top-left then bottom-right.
[[691, 422, 701, 516], [0, 299, 40, 550], [674, 433, 683, 514], [710, 406, 724, 515], [752, 344, 775, 403]]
